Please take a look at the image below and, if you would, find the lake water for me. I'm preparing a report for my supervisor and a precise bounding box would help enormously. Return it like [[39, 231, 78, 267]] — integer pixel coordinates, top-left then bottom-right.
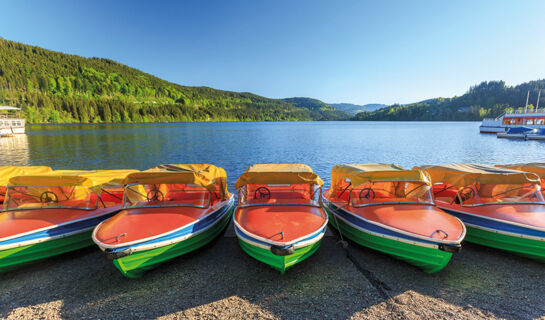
[[1, 121, 545, 191]]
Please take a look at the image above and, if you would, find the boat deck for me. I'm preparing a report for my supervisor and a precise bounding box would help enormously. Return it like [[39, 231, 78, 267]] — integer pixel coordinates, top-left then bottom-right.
[[235, 205, 326, 243], [94, 200, 229, 246], [324, 193, 463, 241], [0, 205, 121, 240]]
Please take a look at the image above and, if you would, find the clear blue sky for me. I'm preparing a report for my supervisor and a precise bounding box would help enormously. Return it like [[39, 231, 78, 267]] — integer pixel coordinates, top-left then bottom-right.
[[1, 0, 545, 105]]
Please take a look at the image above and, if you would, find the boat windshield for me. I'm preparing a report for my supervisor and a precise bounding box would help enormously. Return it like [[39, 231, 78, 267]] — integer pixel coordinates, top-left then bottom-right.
[[123, 183, 212, 209], [3, 185, 103, 211], [238, 183, 322, 207], [0, 186, 6, 203], [455, 183, 545, 206], [347, 181, 434, 207]]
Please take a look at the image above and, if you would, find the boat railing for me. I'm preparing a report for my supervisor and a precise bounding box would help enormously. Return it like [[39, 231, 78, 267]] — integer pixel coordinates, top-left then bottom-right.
[[4, 185, 101, 211], [123, 183, 212, 209], [238, 201, 322, 208], [0, 113, 23, 119]]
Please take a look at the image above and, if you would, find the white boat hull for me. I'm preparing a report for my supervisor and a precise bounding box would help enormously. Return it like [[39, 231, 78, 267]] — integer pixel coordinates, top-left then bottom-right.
[[480, 126, 506, 133]]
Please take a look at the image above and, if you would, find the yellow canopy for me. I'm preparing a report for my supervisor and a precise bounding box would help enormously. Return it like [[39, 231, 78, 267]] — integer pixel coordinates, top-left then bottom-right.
[[0, 166, 52, 185], [497, 163, 545, 179], [235, 164, 323, 189], [9, 170, 139, 189], [414, 163, 540, 187], [329, 164, 431, 197], [123, 164, 230, 199]]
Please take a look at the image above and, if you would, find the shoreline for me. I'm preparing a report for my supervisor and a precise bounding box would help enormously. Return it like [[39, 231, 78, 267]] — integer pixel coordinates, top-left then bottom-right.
[[1, 230, 543, 319]]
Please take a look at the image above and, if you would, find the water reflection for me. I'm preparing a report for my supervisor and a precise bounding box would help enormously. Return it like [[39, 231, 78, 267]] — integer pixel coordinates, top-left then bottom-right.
[[0, 134, 30, 165]]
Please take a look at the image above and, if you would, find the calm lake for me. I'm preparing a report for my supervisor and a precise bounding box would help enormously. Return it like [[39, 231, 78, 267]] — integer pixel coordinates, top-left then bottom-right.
[[2, 121, 545, 191]]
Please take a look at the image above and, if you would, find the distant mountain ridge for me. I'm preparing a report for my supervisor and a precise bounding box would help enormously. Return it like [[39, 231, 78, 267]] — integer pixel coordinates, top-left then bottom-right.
[[329, 103, 389, 115], [281, 97, 350, 120]]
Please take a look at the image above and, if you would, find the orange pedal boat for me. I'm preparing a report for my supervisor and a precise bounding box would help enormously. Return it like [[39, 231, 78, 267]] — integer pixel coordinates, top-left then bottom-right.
[[93, 164, 235, 278], [323, 164, 465, 273], [417, 163, 545, 262], [233, 164, 328, 273], [0, 166, 52, 204], [497, 163, 545, 198], [0, 169, 136, 272]]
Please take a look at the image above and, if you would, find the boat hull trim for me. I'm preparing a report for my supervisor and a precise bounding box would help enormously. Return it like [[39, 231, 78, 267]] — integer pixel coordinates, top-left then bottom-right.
[[323, 198, 464, 273], [439, 205, 545, 262], [94, 197, 235, 278]]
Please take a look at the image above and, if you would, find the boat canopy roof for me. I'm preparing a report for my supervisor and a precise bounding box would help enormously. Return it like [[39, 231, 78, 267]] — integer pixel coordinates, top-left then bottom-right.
[[415, 163, 540, 187], [123, 164, 230, 199], [9, 170, 138, 190], [235, 164, 323, 189], [0, 166, 52, 185], [329, 164, 432, 197], [497, 163, 545, 179]]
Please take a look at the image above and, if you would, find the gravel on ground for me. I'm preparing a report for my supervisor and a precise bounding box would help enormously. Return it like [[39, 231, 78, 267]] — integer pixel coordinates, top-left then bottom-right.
[[0, 227, 544, 320]]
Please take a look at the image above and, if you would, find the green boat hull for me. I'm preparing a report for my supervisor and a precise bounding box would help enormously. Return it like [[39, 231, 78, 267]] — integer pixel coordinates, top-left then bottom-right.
[[325, 206, 453, 274], [0, 230, 94, 273], [464, 225, 545, 262], [112, 206, 234, 279], [237, 237, 322, 274]]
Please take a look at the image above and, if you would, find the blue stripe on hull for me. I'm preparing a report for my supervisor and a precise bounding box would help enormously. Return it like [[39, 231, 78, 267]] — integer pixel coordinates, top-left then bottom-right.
[[0, 210, 120, 247], [440, 207, 545, 239], [324, 200, 458, 249], [107, 198, 235, 253]]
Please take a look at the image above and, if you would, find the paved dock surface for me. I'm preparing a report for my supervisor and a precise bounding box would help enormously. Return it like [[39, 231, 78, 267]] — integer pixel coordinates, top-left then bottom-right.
[[1, 227, 544, 320]]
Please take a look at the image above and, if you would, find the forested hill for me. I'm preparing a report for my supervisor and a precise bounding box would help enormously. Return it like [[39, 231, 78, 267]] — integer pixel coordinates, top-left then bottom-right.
[[354, 80, 545, 121], [281, 97, 350, 120], [0, 38, 336, 123]]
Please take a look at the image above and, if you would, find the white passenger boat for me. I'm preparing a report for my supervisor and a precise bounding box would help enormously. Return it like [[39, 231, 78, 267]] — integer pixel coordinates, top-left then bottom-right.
[[0, 106, 25, 136], [480, 91, 544, 134], [480, 111, 545, 134]]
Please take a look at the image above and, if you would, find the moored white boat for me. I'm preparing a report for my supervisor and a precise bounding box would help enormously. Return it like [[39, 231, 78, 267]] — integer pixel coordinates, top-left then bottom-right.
[[0, 106, 25, 135]]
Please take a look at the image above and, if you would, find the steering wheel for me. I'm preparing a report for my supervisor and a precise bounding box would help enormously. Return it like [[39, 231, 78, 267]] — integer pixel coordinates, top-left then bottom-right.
[[359, 188, 375, 199], [459, 187, 476, 201], [40, 191, 58, 204], [146, 189, 164, 202], [254, 187, 271, 200]]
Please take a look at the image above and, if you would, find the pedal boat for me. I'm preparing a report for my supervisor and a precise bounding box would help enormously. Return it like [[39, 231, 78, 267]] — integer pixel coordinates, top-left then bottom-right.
[[0, 170, 136, 273], [417, 163, 545, 262], [233, 164, 328, 274], [323, 164, 465, 273], [92, 164, 235, 278], [497, 163, 545, 197], [0, 166, 52, 204]]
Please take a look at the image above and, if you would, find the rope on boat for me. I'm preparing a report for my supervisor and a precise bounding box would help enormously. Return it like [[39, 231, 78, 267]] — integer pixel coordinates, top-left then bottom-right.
[[331, 207, 348, 249]]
